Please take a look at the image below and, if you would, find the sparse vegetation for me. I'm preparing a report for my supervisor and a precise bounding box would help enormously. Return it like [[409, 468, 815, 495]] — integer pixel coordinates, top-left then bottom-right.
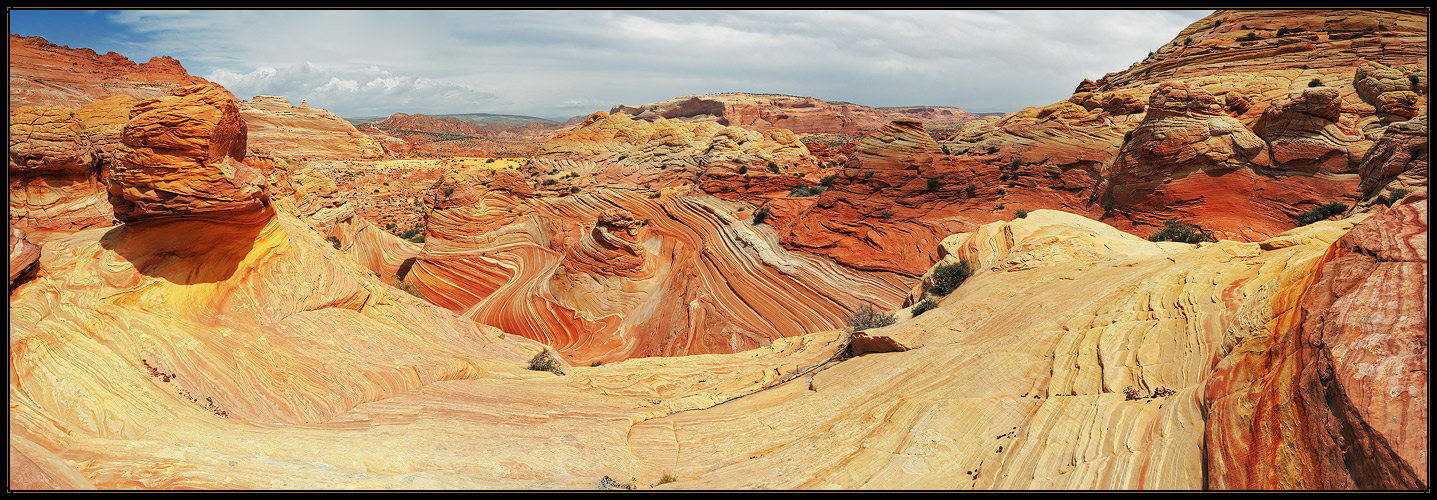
[[790, 184, 826, 197], [326, 235, 342, 249], [1309, 78, 1323, 87], [819, 174, 837, 187], [590, 361, 603, 367], [844, 304, 896, 333], [527, 350, 565, 375], [1148, 218, 1215, 243], [1124, 130, 1134, 143], [911, 298, 937, 317], [752, 206, 772, 225], [768, 161, 780, 174], [928, 260, 973, 297], [965, 184, 978, 197], [1276, 26, 1291, 36], [737, 164, 748, 174], [880, 210, 894, 219], [1015, 208, 1029, 219], [1294, 202, 1348, 226], [997, 188, 1007, 196], [658, 472, 677, 485], [1386, 188, 1411, 205], [927, 177, 942, 190], [390, 274, 425, 299]]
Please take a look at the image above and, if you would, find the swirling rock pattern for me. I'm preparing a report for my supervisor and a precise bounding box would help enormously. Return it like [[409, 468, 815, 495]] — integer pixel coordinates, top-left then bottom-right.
[[408, 169, 910, 364]]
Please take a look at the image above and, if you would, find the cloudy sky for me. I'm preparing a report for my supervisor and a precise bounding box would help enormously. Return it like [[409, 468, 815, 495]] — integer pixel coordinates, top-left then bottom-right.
[[10, 9, 1214, 121]]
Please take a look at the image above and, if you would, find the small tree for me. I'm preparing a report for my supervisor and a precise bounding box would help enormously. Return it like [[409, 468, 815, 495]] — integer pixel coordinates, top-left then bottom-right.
[[928, 260, 973, 296], [845, 304, 896, 333]]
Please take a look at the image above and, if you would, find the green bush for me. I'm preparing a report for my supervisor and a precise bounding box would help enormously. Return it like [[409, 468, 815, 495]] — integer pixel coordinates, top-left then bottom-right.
[[911, 298, 937, 317], [1294, 202, 1348, 226], [768, 161, 780, 174], [753, 206, 772, 225], [927, 178, 941, 190], [965, 184, 978, 197], [1308, 78, 1322, 88], [819, 174, 837, 186], [1385, 188, 1410, 206], [844, 304, 896, 333], [1015, 208, 1029, 219], [737, 164, 748, 174], [1148, 218, 1214, 243], [790, 184, 826, 197], [928, 260, 973, 296], [326, 235, 342, 249]]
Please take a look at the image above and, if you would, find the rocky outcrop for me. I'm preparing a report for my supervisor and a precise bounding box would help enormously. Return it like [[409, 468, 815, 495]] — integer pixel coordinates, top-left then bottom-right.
[[1354, 114, 1427, 211], [107, 85, 271, 225], [8, 34, 226, 112], [1206, 200, 1427, 489], [9, 227, 41, 286], [940, 9, 1426, 244], [8, 95, 139, 231], [612, 92, 979, 134], [239, 96, 384, 160]]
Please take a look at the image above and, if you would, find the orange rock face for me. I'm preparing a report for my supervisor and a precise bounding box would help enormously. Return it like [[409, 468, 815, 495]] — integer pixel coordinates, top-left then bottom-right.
[[1205, 199, 1427, 489], [8, 35, 226, 112], [108, 85, 271, 225]]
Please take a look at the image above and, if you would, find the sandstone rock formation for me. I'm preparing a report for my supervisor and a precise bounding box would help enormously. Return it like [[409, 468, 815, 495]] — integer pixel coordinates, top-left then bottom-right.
[[107, 85, 271, 225], [8, 35, 225, 112], [9, 227, 42, 286], [1354, 113, 1427, 211], [407, 168, 910, 364], [239, 96, 384, 160], [938, 9, 1427, 243], [612, 92, 979, 134]]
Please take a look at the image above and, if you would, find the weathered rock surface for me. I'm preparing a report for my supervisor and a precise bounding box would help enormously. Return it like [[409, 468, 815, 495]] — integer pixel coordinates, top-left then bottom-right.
[[239, 96, 384, 160], [9, 227, 42, 286], [16, 204, 1422, 490], [1354, 113, 1427, 211], [408, 170, 910, 364], [939, 9, 1427, 243], [612, 92, 979, 134], [8, 35, 225, 112]]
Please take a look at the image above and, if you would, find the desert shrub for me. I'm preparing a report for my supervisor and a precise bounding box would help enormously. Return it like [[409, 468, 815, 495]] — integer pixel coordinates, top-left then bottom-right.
[[444, 187, 454, 196], [527, 350, 565, 375], [1102, 200, 1115, 213], [1276, 26, 1290, 36], [752, 206, 772, 225], [390, 275, 425, 299], [928, 260, 973, 296], [768, 161, 780, 174], [1124, 130, 1133, 143], [737, 164, 747, 174], [326, 236, 342, 249], [996, 188, 1007, 196], [927, 177, 942, 190], [911, 298, 937, 317], [819, 174, 837, 186], [880, 210, 894, 219], [658, 472, 677, 485], [570, 186, 580, 194], [590, 361, 603, 367], [1408, 74, 1421, 89], [844, 304, 896, 333], [409, 233, 425, 243], [1294, 202, 1348, 226], [1308, 78, 1322, 87], [1015, 208, 1029, 219], [1153, 386, 1176, 397], [1123, 386, 1142, 401], [864, 171, 875, 179], [965, 184, 978, 197], [790, 184, 826, 197], [1148, 218, 1214, 243], [1385, 188, 1410, 205], [543, 178, 557, 186]]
